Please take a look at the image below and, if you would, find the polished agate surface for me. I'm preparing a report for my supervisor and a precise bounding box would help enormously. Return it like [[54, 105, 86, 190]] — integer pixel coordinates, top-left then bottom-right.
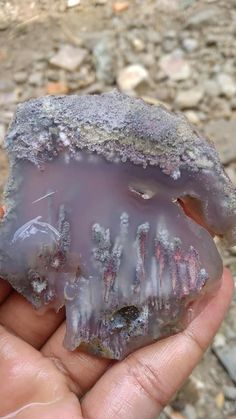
[[1, 91, 236, 359]]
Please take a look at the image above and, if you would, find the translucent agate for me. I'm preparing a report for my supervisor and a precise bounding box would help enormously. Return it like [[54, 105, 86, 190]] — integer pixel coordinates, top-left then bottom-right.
[[1, 91, 236, 359]]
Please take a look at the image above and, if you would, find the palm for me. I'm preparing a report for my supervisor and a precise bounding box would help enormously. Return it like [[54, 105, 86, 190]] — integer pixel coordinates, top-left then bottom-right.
[[0, 270, 233, 419]]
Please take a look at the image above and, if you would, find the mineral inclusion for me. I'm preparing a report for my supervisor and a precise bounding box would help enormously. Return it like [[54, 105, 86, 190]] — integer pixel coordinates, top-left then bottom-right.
[[1, 91, 236, 359]]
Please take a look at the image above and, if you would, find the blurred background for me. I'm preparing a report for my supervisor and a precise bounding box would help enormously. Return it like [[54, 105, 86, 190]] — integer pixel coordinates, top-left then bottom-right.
[[0, 0, 236, 417]]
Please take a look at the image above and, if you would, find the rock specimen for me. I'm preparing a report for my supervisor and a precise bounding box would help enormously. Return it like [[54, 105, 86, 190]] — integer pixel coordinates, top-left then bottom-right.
[[1, 91, 236, 359]]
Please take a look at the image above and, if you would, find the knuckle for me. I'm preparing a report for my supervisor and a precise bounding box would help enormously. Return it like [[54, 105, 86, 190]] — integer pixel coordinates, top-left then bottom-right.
[[124, 354, 171, 410], [182, 328, 205, 354]]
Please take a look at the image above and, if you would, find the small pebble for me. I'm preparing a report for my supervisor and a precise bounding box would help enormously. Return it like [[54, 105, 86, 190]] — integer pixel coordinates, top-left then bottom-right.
[[213, 343, 236, 384], [0, 91, 18, 105], [182, 38, 198, 52], [67, 0, 80, 7], [212, 333, 226, 349], [0, 80, 15, 92], [184, 110, 200, 124], [159, 51, 191, 81], [223, 385, 236, 401], [95, 0, 108, 4], [225, 167, 236, 187], [186, 8, 217, 28], [117, 64, 149, 92], [0, 124, 5, 146], [113, 1, 129, 13], [46, 82, 69, 95], [0, 9, 10, 31], [217, 73, 236, 98], [50, 45, 88, 72], [230, 97, 236, 110], [46, 69, 60, 82], [146, 30, 161, 44], [93, 36, 116, 84], [182, 404, 197, 419], [211, 98, 232, 119], [215, 392, 225, 409], [131, 38, 145, 52], [162, 38, 177, 53], [34, 61, 47, 72], [176, 87, 204, 109], [203, 79, 220, 97], [13, 71, 28, 84], [28, 72, 43, 86], [205, 120, 236, 164]]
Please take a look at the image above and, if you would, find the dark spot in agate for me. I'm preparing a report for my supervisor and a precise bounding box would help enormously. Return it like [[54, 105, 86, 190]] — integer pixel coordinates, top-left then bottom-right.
[[1, 91, 236, 360]]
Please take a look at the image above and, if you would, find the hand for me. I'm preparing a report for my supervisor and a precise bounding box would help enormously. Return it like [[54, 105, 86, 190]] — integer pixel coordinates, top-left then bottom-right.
[[0, 269, 233, 419]]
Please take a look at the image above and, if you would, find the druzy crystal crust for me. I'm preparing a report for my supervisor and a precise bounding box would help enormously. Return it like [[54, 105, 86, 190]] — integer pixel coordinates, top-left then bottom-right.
[[1, 91, 236, 359]]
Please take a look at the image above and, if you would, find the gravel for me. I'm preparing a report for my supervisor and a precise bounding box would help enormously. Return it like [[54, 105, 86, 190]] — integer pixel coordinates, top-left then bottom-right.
[[0, 1, 236, 418], [205, 120, 236, 165]]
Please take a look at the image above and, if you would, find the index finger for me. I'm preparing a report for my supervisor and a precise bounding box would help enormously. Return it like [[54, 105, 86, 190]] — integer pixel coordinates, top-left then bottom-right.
[[81, 269, 234, 419]]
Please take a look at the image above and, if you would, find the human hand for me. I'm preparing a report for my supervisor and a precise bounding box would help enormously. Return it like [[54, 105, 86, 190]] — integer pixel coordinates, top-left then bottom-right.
[[0, 269, 233, 419]]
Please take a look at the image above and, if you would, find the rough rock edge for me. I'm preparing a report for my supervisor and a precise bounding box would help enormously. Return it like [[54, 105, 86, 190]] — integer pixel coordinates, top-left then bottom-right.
[[4, 90, 236, 219], [5, 90, 219, 174]]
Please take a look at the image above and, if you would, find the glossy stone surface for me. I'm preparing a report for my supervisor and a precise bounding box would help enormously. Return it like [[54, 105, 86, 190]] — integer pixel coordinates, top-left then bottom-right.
[[1, 91, 236, 359]]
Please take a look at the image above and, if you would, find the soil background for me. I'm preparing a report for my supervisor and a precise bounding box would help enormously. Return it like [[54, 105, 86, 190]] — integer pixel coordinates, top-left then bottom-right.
[[0, 1, 236, 418]]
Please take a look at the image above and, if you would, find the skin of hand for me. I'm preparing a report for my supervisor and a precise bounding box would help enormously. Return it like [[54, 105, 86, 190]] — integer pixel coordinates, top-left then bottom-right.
[[0, 268, 233, 419]]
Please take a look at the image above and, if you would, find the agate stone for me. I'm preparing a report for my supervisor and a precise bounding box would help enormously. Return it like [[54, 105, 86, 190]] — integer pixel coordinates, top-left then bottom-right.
[[1, 91, 236, 359]]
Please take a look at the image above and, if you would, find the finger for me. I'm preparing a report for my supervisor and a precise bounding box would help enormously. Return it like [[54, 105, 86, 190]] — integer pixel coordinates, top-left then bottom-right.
[[0, 278, 12, 304], [81, 269, 234, 419], [1, 396, 82, 419], [0, 292, 65, 349], [41, 322, 113, 397], [0, 324, 81, 418], [0, 324, 49, 415]]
